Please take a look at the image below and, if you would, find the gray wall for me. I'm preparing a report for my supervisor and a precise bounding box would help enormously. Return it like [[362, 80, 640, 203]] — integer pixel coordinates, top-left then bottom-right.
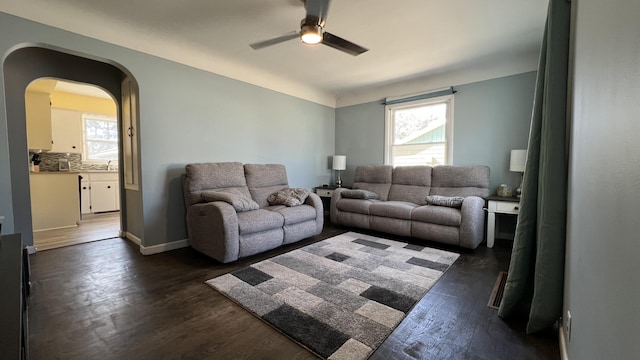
[[335, 72, 536, 191], [565, 0, 640, 358], [0, 12, 335, 247], [334, 101, 385, 184]]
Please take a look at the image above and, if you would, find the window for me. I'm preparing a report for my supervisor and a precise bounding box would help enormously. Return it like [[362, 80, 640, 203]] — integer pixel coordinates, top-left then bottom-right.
[[83, 115, 118, 161], [385, 95, 453, 166]]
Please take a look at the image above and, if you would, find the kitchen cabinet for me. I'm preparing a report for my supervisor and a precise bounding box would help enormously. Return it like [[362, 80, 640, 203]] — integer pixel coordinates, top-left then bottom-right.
[[80, 178, 91, 214], [90, 180, 118, 212], [81, 172, 120, 213], [30, 173, 80, 231], [51, 108, 83, 153], [25, 90, 52, 151]]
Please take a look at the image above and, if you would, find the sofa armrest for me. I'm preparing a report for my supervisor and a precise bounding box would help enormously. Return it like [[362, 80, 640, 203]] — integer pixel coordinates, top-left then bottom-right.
[[459, 196, 486, 249], [186, 201, 240, 263], [329, 187, 349, 224], [304, 192, 325, 233]]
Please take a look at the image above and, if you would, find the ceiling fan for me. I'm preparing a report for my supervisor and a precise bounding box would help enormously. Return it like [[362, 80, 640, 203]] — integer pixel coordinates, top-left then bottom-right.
[[249, 0, 368, 56]]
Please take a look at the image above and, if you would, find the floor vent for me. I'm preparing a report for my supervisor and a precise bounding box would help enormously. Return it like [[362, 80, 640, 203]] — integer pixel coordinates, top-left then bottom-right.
[[488, 271, 508, 309]]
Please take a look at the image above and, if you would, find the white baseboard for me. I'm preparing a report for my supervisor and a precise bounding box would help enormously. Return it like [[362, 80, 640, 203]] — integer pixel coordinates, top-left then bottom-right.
[[123, 232, 189, 255], [33, 224, 78, 232], [124, 232, 142, 246], [140, 239, 189, 255], [559, 326, 569, 360]]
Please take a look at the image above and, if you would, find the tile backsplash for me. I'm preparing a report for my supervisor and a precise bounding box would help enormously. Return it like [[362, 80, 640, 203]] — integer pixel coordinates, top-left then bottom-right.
[[30, 152, 117, 172]]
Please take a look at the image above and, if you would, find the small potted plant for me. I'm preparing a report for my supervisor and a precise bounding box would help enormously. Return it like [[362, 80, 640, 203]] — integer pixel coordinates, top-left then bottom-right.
[[31, 153, 41, 172]]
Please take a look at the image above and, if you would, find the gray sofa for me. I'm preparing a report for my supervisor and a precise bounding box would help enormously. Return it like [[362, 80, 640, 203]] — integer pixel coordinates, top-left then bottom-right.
[[183, 162, 323, 263], [330, 165, 490, 249]]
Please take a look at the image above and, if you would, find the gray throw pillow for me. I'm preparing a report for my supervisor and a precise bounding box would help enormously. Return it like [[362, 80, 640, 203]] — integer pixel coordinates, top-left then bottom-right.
[[425, 195, 465, 208], [201, 189, 259, 212], [267, 188, 311, 207], [341, 189, 380, 200]]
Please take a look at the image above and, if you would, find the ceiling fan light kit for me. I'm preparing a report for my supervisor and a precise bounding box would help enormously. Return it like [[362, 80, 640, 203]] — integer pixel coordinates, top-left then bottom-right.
[[300, 20, 322, 45], [249, 0, 368, 56]]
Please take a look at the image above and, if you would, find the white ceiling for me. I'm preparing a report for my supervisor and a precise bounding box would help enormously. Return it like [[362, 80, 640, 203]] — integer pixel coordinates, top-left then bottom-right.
[[1, 0, 549, 107], [25, 78, 112, 99], [54, 81, 112, 99]]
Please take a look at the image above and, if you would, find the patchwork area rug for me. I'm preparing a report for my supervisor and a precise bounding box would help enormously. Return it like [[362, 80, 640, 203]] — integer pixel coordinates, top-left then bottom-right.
[[206, 232, 459, 359]]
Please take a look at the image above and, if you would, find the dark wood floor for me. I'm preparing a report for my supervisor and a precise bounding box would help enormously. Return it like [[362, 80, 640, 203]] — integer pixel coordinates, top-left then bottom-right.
[[27, 221, 559, 360]]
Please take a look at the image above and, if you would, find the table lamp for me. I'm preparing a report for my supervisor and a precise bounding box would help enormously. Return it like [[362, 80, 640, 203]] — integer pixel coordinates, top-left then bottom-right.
[[510, 149, 527, 198], [333, 155, 346, 187]]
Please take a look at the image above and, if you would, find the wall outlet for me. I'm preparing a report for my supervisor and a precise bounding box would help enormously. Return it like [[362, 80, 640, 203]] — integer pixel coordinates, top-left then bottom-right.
[[565, 310, 572, 342]]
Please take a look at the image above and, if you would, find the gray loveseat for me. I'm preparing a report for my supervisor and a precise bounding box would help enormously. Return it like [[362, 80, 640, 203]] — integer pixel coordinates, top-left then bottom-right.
[[330, 165, 490, 249], [183, 162, 323, 263]]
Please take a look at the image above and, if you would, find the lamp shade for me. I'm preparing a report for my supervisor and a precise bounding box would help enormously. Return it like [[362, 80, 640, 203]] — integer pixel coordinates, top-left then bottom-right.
[[510, 149, 527, 172], [332, 155, 346, 170]]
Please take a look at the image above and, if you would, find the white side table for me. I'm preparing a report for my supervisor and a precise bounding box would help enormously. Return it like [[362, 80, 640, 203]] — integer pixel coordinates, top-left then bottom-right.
[[314, 187, 336, 199], [314, 186, 338, 216], [486, 196, 520, 248]]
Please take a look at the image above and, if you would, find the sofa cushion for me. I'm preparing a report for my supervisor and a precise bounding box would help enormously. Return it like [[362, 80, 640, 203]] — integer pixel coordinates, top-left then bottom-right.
[[263, 205, 286, 212], [430, 165, 490, 198], [183, 162, 248, 206], [354, 165, 393, 183], [353, 165, 393, 200], [425, 195, 465, 208], [267, 188, 311, 207], [353, 184, 392, 201], [412, 205, 462, 227], [370, 201, 418, 220], [388, 184, 431, 205], [244, 164, 289, 208], [341, 189, 379, 200], [200, 189, 259, 212], [336, 198, 378, 215], [275, 204, 318, 225], [371, 216, 412, 237], [388, 166, 432, 204], [237, 209, 284, 235]]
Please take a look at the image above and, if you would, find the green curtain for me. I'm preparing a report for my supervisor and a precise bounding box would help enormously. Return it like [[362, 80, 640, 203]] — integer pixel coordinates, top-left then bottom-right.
[[498, 0, 571, 334]]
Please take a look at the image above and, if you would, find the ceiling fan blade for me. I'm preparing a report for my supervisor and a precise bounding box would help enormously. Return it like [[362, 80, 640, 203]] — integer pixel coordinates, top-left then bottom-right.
[[304, 0, 330, 24], [321, 32, 368, 56], [250, 31, 299, 50]]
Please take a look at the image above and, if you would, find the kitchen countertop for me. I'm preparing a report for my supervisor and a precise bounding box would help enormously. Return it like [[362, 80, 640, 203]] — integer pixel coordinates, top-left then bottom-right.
[[30, 171, 81, 174], [30, 170, 118, 174], [81, 170, 119, 173]]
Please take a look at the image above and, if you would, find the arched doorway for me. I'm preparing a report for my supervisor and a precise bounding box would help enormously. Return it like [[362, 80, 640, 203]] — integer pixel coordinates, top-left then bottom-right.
[[3, 45, 137, 248], [26, 78, 121, 250]]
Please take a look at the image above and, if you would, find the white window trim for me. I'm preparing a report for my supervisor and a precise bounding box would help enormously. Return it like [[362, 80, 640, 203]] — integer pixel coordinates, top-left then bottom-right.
[[384, 94, 454, 166], [82, 113, 119, 163]]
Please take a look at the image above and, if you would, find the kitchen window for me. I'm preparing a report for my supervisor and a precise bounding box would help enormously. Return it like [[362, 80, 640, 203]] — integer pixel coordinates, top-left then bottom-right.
[[83, 115, 118, 161], [384, 94, 453, 166]]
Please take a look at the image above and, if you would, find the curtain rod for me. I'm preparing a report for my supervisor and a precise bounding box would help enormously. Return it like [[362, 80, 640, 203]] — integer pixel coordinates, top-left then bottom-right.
[[382, 86, 456, 106]]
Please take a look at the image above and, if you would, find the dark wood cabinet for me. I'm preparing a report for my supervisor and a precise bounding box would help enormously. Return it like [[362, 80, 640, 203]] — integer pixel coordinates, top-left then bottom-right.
[[0, 234, 30, 359]]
